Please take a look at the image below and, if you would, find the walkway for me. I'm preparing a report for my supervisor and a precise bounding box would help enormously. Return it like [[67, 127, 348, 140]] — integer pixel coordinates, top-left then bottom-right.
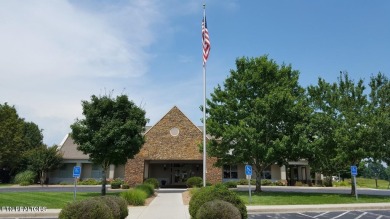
[[127, 189, 190, 219]]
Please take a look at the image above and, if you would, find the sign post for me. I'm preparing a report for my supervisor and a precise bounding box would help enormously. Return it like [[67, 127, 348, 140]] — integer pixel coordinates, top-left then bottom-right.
[[245, 165, 252, 204], [73, 166, 81, 201], [351, 165, 358, 200]]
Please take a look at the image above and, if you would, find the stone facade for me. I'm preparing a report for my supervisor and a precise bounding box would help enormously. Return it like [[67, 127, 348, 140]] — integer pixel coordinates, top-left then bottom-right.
[[124, 106, 222, 186]]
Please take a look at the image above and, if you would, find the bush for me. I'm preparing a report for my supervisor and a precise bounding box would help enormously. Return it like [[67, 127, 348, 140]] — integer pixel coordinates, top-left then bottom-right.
[[273, 180, 285, 186], [59, 198, 113, 219], [224, 181, 238, 188], [261, 179, 272, 186], [135, 184, 154, 197], [196, 199, 241, 219], [236, 179, 255, 185], [189, 184, 247, 219], [14, 170, 36, 185], [295, 181, 303, 186], [78, 178, 100, 185], [96, 196, 121, 219], [144, 178, 159, 189], [333, 181, 349, 187], [121, 183, 130, 189], [108, 196, 129, 219], [120, 189, 147, 206], [186, 176, 203, 188], [111, 180, 122, 189]]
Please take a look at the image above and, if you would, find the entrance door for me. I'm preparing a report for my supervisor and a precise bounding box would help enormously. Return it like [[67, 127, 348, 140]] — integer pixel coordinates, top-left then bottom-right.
[[172, 163, 189, 184]]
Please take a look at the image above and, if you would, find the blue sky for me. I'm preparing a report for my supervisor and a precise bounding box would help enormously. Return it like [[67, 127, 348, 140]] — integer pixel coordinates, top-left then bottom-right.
[[0, 0, 389, 146]]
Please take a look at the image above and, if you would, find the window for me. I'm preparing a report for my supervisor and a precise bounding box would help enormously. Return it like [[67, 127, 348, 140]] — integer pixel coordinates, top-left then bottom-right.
[[262, 166, 271, 179], [223, 165, 238, 179]]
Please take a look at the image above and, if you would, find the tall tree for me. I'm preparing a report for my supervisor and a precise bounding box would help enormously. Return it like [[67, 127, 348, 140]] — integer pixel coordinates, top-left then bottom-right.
[[25, 145, 63, 186], [369, 73, 390, 166], [307, 73, 373, 195], [70, 94, 148, 195], [206, 56, 310, 192], [306, 79, 345, 186], [0, 103, 24, 176], [0, 103, 45, 182]]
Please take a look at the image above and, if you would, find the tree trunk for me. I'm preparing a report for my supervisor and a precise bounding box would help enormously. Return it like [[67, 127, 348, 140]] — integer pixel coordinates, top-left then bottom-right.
[[40, 171, 44, 187], [254, 167, 262, 193], [351, 176, 356, 196], [101, 168, 106, 196]]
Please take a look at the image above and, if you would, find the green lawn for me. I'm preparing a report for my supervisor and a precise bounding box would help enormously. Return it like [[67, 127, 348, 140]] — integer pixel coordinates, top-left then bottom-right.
[[237, 191, 390, 205], [356, 178, 390, 189], [0, 192, 120, 208]]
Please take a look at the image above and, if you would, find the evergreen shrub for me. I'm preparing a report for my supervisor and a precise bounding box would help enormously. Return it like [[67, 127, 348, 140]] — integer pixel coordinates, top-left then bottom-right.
[[186, 176, 203, 188], [59, 198, 113, 219], [196, 199, 241, 219], [224, 181, 238, 188], [189, 184, 247, 219], [107, 196, 129, 219]]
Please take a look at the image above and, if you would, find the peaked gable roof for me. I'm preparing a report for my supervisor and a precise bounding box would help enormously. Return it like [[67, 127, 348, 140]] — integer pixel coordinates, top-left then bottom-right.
[[59, 134, 89, 159], [145, 106, 202, 136]]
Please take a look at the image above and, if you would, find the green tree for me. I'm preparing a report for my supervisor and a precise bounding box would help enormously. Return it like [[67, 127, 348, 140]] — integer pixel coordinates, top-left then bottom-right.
[[25, 145, 63, 185], [206, 56, 310, 192], [0, 103, 24, 176], [306, 78, 346, 186], [0, 103, 45, 182], [369, 73, 390, 167], [70, 94, 148, 195], [307, 73, 374, 195]]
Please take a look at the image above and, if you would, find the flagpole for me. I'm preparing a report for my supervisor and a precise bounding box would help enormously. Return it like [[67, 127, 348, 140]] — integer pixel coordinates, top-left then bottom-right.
[[202, 3, 207, 188]]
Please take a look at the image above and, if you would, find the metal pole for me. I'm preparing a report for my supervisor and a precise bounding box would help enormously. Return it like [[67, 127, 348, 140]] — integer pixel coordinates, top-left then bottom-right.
[[354, 176, 358, 200], [202, 4, 207, 188], [73, 177, 77, 201], [248, 177, 251, 204]]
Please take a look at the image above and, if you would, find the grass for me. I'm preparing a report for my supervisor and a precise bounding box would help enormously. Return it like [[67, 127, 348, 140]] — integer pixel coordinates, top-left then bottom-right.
[[0, 192, 120, 208], [237, 191, 390, 205], [356, 178, 390, 189]]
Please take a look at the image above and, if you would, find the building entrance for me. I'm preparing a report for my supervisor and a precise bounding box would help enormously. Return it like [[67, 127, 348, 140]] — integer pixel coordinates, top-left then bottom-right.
[[146, 161, 202, 187]]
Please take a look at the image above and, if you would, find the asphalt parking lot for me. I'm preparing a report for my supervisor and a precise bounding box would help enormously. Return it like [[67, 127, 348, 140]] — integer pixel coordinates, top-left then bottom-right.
[[249, 210, 390, 219]]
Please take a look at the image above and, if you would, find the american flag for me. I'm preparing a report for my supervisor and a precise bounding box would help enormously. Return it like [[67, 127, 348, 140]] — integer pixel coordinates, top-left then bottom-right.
[[202, 15, 210, 65]]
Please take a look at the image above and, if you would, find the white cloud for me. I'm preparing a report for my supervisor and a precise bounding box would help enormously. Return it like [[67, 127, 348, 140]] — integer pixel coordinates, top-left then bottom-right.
[[0, 0, 164, 145]]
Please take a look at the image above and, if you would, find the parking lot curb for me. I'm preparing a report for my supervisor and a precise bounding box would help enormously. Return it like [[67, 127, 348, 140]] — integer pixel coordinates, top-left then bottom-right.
[[247, 203, 390, 213]]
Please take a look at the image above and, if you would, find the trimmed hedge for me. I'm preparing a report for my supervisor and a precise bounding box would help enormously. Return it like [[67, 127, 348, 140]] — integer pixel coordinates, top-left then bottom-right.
[[144, 178, 159, 189], [111, 181, 122, 189], [58, 195, 128, 219], [189, 184, 247, 219], [97, 196, 120, 219], [78, 178, 101, 185], [224, 181, 238, 188], [186, 176, 203, 188], [120, 189, 148, 206], [105, 196, 129, 219], [196, 199, 241, 219], [59, 198, 113, 219]]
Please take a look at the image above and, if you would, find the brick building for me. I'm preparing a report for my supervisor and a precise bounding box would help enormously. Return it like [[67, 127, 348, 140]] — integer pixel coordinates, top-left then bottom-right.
[[51, 106, 311, 186]]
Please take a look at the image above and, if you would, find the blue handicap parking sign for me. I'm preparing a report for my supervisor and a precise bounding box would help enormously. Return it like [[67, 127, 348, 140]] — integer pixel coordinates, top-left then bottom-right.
[[73, 166, 81, 178], [245, 165, 252, 175], [351, 165, 357, 176]]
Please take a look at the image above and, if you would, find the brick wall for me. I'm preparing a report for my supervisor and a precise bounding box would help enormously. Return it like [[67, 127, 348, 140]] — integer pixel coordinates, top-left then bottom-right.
[[124, 106, 222, 186]]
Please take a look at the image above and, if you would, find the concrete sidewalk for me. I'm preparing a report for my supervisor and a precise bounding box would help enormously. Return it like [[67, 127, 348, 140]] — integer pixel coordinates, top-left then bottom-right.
[[128, 189, 190, 219]]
